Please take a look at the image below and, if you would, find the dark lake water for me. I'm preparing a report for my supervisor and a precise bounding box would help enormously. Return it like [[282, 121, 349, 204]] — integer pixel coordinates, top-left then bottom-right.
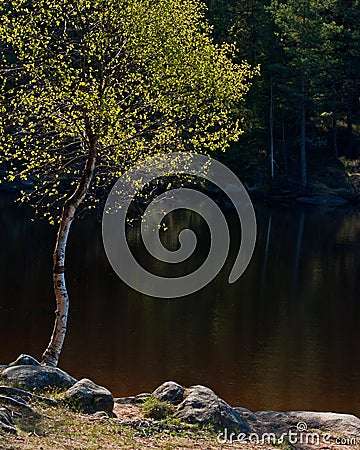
[[0, 194, 359, 415]]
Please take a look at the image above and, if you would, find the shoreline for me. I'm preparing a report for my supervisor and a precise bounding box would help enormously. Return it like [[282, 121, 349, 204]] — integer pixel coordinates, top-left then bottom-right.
[[1, 356, 360, 449]]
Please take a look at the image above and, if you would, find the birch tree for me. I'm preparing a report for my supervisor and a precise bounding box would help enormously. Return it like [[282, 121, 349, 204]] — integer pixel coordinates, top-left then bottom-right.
[[0, 0, 255, 366]]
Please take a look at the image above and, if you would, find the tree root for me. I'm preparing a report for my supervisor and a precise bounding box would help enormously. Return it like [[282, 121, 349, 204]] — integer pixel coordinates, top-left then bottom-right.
[[0, 386, 58, 406]]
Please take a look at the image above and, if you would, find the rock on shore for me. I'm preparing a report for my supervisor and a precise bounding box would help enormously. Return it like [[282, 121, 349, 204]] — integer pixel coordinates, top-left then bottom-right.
[[1, 365, 77, 391]]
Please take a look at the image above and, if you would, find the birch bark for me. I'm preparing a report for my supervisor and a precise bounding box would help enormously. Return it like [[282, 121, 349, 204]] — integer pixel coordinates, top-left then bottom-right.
[[41, 140, 97, 367]]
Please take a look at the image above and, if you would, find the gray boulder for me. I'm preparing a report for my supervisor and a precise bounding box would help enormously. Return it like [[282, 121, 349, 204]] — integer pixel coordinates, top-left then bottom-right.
[[64, 378, 113, 415], [92, 411, 110, 419], [9, 354, 40, 367], [114, 393, 152, 405], [0, 407, 16, 434], [0, 365, 8, 374], [135, 393, 152, 403], [1, 365, 76, 391], [175, 385, 251, 432], [153, 381, 185, 405], [234, 406, 266, 434], [114, 396, 138, 405], [256, 410, 360, 437]]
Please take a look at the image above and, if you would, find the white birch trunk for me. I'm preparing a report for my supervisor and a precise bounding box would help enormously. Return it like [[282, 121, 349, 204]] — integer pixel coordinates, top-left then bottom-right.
[[41, 142, 96, 367]]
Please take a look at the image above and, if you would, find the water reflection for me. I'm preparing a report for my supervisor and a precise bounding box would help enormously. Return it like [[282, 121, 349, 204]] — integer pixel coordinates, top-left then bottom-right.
[[0, 195, 359, 415]]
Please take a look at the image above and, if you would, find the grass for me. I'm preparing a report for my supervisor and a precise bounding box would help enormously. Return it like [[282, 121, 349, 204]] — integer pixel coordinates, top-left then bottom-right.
[[141, 397, 174, 420], [0, 399, 277, 449]]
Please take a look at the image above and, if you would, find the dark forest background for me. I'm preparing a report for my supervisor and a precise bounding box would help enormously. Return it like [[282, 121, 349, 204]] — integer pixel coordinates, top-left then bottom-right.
[[205, 0, 360, 197]]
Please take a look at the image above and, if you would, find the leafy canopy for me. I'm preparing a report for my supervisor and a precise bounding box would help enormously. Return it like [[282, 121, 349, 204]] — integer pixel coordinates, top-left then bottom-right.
[[0, 0, 256, 221]]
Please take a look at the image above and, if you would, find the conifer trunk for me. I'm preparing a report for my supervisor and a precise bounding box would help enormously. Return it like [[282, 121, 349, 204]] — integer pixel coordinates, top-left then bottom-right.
[[282, 110, 288, 173], [270, 78, 274, 179], [333, 107, 338, 159], [300, 77, 307, 191]]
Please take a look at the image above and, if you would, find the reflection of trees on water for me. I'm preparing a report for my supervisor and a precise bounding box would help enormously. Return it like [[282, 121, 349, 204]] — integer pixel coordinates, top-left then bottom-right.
[[206, 205, 360, 412], [1, 196, 360, 414], [260, 214, 272, 302]]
